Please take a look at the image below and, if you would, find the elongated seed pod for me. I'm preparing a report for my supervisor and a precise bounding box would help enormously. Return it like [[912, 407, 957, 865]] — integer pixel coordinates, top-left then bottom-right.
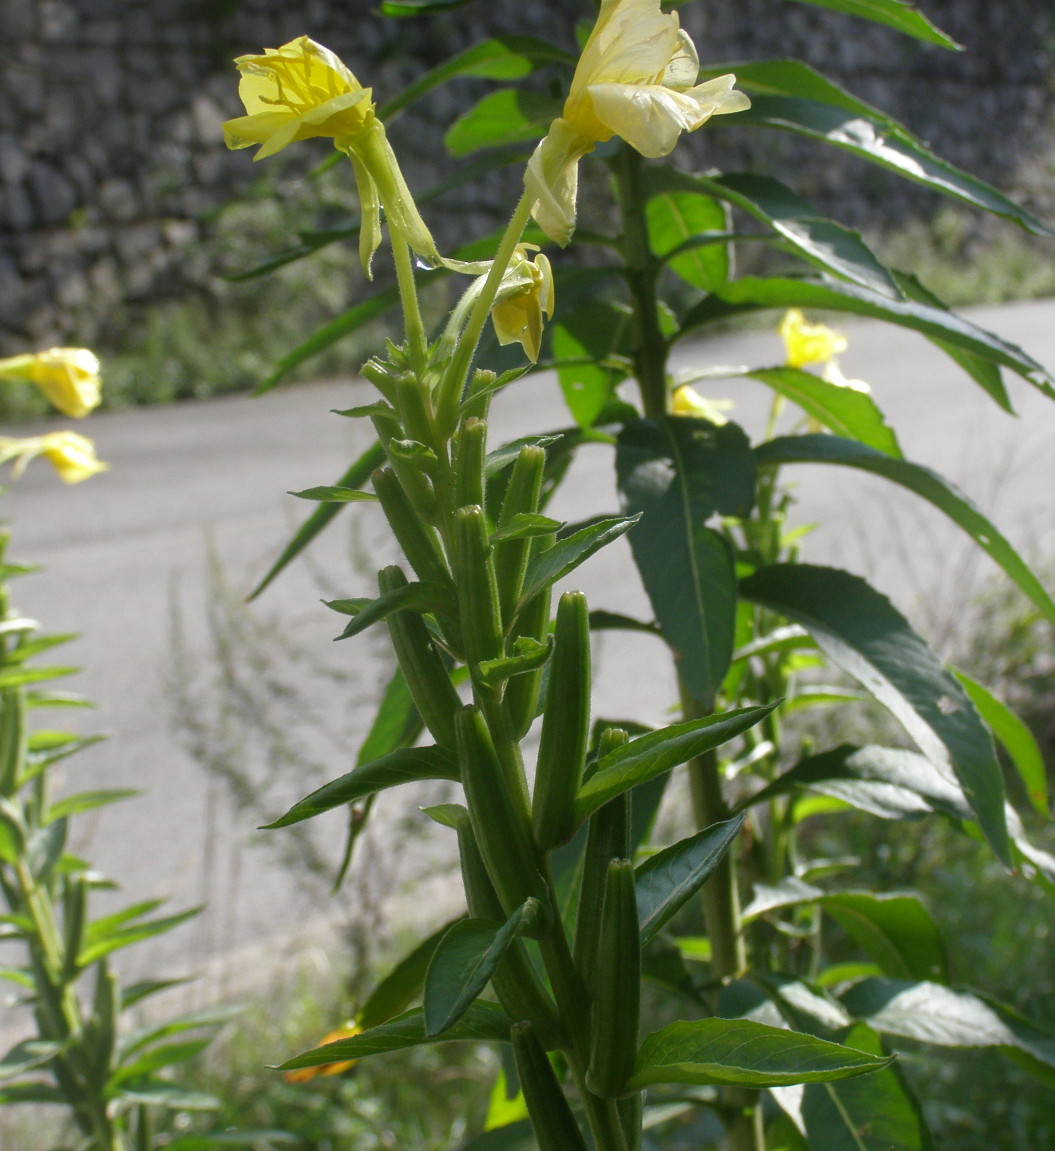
[[379, 567, 460, 750], [573, 729, 630, 983], [62, 875, 87, 981], [0, 686, 24, 796], [493, 445, 545, 619], [454, 506, 505, 671], [504, 531, 556, 739], [373, 468, 451, 589], [456, 815, 563, 1049], [586, 859, 641, 1098], [512, 1022, 590, 1151], [454, 418, 488, 511], [393, 371, 434, 447], [533, 591, 591, 851], [456, 705, 549, 924]]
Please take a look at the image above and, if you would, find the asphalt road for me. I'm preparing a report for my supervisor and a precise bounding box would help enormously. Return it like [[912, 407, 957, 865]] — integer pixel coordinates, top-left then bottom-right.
[[4, 297, 1055, 998]]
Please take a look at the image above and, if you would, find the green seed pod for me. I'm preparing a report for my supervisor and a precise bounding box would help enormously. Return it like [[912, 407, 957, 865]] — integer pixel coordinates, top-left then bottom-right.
[[454, 417, 488, 511], [392, 371, 435, 447], [454, 506, 505, 672], [62, 875, 87, 981], [372, 467, 451, 589], [533, 591, 591, 852], [504, 531, 556, 740], [0, 686, 24, 796], [585, 859, 641, 1099], [493, 445, 545, 619], [573, 729, 630, 983], [379, 566, 460, 750], [456, 705, 549, 925], [512, 1021, 590, 1151], [456, 815, 563, 1050]]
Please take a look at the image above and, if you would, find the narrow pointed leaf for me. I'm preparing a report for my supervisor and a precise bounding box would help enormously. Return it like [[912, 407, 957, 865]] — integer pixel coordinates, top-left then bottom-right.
[[289, 486, 378, 503], [786, 0, 958, 47], [264, 746, 459, 829], [740, 564, 1010, 863], [329, 580, 452, 640], [755, 435, 1055, 626], [277, 1002, 512, 1072], [359, 920, 459, 1031], [617, 418, 755, 707], [79, 907, 200, 967], [0, 1039, 61, 1081], [635, 816, 744, 944], [519, 515, 640, 605], [574, 704, 777, 823], [628, 1018, 892, 1089], [46, 789, 138, 822], [425, 902, 537, 1036]]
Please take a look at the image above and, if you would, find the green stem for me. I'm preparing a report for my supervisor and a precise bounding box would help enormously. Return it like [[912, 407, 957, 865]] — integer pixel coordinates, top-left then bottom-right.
[[391, 229, 429, 377], [611, 146, 668, 421]]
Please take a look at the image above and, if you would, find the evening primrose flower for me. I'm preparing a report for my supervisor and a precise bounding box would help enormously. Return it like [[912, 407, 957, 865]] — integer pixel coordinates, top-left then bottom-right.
[[779, 309, 848, 370], [0, 431, 108, 484], [670, 384, 732, 424], [223, 36, 438, 275], [525, 0, 750, 245], [0, 348, 101, 418], [490, 246, 555, 362]]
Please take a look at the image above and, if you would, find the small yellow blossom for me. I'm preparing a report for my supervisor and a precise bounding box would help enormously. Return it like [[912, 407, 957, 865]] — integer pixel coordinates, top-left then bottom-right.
[[283, 1023, 361, 1084], [490, 246, 555, 362], [822, 358, 871, 394], [0, 348, 101, 418], [525, 0, 750, 244], [670, 384, 732, 424], [779, 309, 848, 370], [0, 432, 108, 484], [223, 36, 437, 274]]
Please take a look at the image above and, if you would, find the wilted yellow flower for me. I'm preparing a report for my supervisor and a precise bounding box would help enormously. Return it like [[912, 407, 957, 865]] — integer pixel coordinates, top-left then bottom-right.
[[779, 309, 848, 370], [670, 384, 731, 424], [283, 1023, 361, 1084], [0, 432, 108, 484], [0, 348, 101, 418], [525, 0, 750, 244], [490, 246, 555, 362], [223, 36, 437, 274]]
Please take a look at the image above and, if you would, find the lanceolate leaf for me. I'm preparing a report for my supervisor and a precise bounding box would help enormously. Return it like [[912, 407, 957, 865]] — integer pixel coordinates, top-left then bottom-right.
[[277, 1002, 512, 1072], [328, 580, 453, 641], [359, 920, 458, 1031], [755, 435, 1055, 627], [635, 816, 744, 944], [628, 1018, 892, 1090], [551, 301, 633, 427], [701, 60, 1055, 238], [519, 515, 641, 605], [424, 902, 537, 1036], [574, 704, 777, 823], [264, 746, 459, 829], [740, 565, 1010, 863], [617, 418, 755, 707], [445, 89, 561, 157], [786, 0, 958, 47], [643, 170, 730, 291]]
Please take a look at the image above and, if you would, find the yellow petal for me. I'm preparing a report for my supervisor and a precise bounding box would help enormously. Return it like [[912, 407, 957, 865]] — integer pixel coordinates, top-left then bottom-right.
[[284, 1024, 361, 1084], [780, 308, 848, 369], [524, 119, 592, 246], [671, 385, 731, 424], [27, 348, 102, 418]]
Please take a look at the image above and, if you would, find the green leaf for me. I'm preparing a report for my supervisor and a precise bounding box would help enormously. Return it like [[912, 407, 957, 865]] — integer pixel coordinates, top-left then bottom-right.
[[445, 89, 561, 157], [704, 61, 1055, 238], [0, 1039, 61, 1081], [277, 1002, 512, 1072], [380, 36, 573, 121], [954, 669, 1049, 816], [519, 515, 641, 605], [0, 666, 77, 689], [250, 440, 387, 599], [841, 978, 1055, 1082], [359, 920, 459, 1031], [772, 1023, 934, 1151], [116, 1079, 219, 1110], [628, 1018, 892, 1090], [79, 906, 200, 967], [821, 893, 947, 983], [617, 418, 755, 707], [643, 176, 730, 291], [635, 816, 744, 944], [379, 0, 476, 14], [0, 1081, 65, 1104], [786, 0, 958, 47], [744, 369, 900, 457], [551, 301, 633, 428], [46, 789, 138, 822], [740, 564, 1010, 864], [264, 746, 459, 829], [289, 486, 378, 503], [163, 1133, 300, 1151], [755, 435, 1055, 627], [574, 704, 777, 823], [424, 902, 537, 1036], [111, 1039, 212, 1085], [328, 580, 453, 641]]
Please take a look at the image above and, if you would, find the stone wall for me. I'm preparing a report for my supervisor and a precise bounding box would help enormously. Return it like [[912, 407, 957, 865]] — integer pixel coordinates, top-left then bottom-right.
[[1, 0, 1052, 351]]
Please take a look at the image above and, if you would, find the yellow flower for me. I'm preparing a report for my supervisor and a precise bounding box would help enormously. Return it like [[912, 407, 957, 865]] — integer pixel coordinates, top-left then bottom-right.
[[283, 1023, 361, 1084], [0, 348, 101, 418], [0, 432, 109, 484], [779, 309, 848, 370], [490, 246, 555, 362], [821, 358, 870, 394], [223, 36, 437, 275], [525, 0, 750, 244], [670, 384, 731, 424]]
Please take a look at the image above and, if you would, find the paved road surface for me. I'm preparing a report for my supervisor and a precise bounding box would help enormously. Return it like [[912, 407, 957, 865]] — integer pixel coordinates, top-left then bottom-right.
[[4, 298, 1054, 998]]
